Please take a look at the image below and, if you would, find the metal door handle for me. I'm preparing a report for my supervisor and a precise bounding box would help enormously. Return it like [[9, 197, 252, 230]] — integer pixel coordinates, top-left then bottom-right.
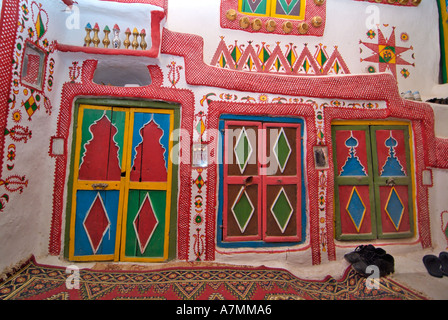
[[92, 183, 108, 190], [386, 178, 395, 186]]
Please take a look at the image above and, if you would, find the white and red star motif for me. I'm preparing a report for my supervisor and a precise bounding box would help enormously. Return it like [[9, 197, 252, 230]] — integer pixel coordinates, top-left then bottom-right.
[[360, 26, 414, 79]]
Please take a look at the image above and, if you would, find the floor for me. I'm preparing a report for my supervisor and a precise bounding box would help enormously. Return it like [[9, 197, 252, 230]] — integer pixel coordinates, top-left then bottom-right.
[[388, 250, 448, 300], [37, 247, 448, 300]]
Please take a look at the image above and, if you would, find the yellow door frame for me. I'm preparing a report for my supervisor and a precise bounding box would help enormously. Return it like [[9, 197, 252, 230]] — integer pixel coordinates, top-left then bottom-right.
[[69, 104, 174, 262]]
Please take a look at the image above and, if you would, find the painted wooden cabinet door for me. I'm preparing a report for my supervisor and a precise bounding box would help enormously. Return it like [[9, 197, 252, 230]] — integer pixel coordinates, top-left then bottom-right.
[[262, 123, 301, 242], [121, 110, 173, 261], [69, 105, 173, 262], [333, 126, 376, 240], [223, 120, 301, 243], [332, 124, 414, 240], [223, 121, 262, 242], [71, 106, 128, 260], [370, 126, 414, 239]]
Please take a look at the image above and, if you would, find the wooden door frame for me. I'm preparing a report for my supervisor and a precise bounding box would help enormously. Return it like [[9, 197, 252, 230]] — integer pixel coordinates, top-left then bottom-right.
[[332, 120, 416, 241], [64, 98, 180, 262], [217, 114, 306, 248]]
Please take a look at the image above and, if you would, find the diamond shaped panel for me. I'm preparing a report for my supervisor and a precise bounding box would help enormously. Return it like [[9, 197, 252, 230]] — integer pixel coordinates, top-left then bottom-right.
[[273, 128, 292, 173], [133, 194, 159, 253], [270, 188, 294, 233], [346, 187, 366, 232], [385, 187, 404, 231], [234, 127, 253, 174], [83, 193, 111, 254], [231, 187, 255, 233]]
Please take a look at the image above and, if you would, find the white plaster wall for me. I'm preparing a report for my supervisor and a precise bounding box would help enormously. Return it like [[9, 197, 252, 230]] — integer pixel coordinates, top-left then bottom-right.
[[429, 103, 448, 252], [429, 168, 448, 251], [432, 103, 448, 138]]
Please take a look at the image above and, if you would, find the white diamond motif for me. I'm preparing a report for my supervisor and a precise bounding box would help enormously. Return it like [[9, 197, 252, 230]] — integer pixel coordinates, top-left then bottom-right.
[[273, 128, 292, 173], [234, 127, 253, 174]]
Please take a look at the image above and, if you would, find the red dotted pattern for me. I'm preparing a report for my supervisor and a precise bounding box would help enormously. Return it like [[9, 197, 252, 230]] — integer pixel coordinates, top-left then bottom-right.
[[0, 0, 20, 179]]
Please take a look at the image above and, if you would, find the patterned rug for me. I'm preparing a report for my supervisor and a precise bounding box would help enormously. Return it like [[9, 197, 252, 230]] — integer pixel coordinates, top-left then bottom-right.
[[0, 256, 426, 300]]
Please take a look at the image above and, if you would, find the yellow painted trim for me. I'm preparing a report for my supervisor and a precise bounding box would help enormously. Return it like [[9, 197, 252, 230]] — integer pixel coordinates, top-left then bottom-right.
[[75, 181, 121, 190], [118, 109, 134, 262], [68, 105, 85, 261], [270, 0, 306, 21], [128, 181, 168, 190], [70, 254, 115, 262], [239, 0, 270, 17], [164, 111, 174, 259], [120, 256, 168, 263], [114, 110, 130, 262]]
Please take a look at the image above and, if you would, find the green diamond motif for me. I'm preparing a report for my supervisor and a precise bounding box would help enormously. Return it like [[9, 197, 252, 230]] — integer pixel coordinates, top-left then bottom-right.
[[231, 187, 255, 233], [273, 128, 292, 173], [234, 127, 253, 174], [270, 188, 294, 233]]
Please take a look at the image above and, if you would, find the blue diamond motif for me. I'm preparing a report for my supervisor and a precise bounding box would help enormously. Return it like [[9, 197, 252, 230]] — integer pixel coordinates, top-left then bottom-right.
[[346, 187, 366, 232], [385, 187, 404, 231]]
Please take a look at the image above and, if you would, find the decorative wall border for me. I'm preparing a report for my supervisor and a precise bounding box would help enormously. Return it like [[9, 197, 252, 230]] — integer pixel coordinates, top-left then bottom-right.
[[211, 37, 351, 76], [220, 0, 326, 37], [0, 0, 21, 183]]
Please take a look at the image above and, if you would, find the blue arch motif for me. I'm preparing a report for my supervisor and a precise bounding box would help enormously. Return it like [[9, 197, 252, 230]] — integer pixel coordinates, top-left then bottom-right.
[[381, 132, 406, 177], [340, 132, 367, 177]]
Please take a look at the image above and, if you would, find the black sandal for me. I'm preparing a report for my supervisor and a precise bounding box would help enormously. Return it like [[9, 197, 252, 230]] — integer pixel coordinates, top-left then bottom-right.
[[439, 252, 448, 276], [423, 255, 443, 278]]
